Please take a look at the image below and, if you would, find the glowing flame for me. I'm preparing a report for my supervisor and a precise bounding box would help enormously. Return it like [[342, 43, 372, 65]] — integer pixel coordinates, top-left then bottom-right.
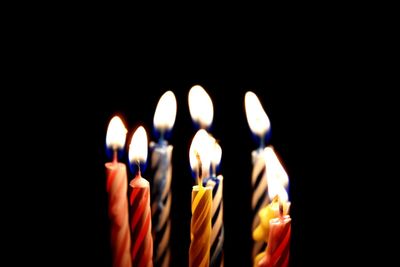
[[264, 146, 289, 187], [106, 115, 127, 150], [210, 136, 222, 166], [189, 129, 212, 178], [264, 147, 289, 202], [153, 91, 177, 132], [129, 126, 148, 164], [188, 85, 214, 128], [244, 91, 270, 137]]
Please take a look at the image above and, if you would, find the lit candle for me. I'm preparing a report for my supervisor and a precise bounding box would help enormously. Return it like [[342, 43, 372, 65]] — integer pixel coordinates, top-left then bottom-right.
[[149, 91, 177, 267], [245, 91, 271, 258], [204, 136, 224, 267], [189, 129, 213, 267], [257, 210, 291, 267], [253, 147, 291, 267], [128, 126, 153, 267], [188, 85, 214, 130], [105, 115, 132, 267]]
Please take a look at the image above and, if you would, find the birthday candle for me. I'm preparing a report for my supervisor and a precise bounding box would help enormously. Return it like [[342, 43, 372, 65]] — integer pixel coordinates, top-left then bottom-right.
[[128, 126, 153, 267], [149, 91, 177, 267], [189, 130, 213, 267], [204, 137, 224, 267], [105, 116, 132, 267], [245, 91, 271, 259]]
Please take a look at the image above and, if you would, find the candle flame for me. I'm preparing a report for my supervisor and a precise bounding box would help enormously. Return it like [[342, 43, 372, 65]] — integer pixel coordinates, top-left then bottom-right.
[[264, 146, 289, 187], [210, 135, 222, 166], [264, 147, 289, 202], [244, 91, 270, 137], [153, 90, 177, 132], [188, 85, 214, 128], [189, 129, 212, 178], [106, 115, 127, 150], [129, 126, 148, 164]]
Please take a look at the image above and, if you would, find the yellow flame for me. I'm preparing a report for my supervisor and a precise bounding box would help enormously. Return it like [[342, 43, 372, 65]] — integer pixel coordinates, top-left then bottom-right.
[[153, 91, 177, 131], [264, 147, 289, 202], [264, 146, 289, 187], [189, 129, 212, 177], [244, 91, 270, 137], [106, 115, 127, 150], [188, 85, 214, 128], [210, 135, 222, 166], [128, 126, 148, 164]]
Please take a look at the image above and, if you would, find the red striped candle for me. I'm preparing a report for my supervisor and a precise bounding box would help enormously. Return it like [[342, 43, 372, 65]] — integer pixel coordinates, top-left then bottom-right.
[[105, 116, 132, 267], [258, 215, 291, 267], [128, 126, 153, 267]]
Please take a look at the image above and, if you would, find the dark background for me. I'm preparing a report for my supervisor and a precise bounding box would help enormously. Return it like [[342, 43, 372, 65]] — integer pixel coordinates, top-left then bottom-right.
[[46, 72, 321, 266]]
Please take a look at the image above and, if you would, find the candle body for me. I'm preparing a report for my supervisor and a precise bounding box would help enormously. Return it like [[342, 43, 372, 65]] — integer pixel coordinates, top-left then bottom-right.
[[251, 148, 268, 258], [129, 176, 153, 267], [258, 216, 291, 267], [149, 141, 173, 267], [105, 162, 132, 267], [189, 185, 212, 267], [204, 175, 224, 267]]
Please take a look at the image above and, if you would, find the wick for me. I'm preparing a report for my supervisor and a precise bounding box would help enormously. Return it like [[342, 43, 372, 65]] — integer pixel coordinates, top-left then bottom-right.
[[211, 163, 216, 178], [112, 149, 118, 164], [196, 152, 203, 187], [259, 135, 265, 150], [158, 130, 165, 145], [136, 160, 141, 177]]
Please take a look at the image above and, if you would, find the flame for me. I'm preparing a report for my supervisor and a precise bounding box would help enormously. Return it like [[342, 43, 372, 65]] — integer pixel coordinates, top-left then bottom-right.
[[264, 146, 289, 187], [244, 91, 270, 137], [264, 147, 289, 202], [153, 91, 177, 132], [189, 129, 212, 177], [106, 115, 127, 150], [128, 126, 148, 164], [188, 85, 214, 128], [210, 135, 222, 166]]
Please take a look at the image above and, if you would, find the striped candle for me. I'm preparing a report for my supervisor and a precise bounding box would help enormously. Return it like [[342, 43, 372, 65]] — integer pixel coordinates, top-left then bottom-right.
[[128, 126, 153, 267], [205, 175, 224, 267], [251, 149, 269, 258], [189, 129, 213, 267], [149, 141, 173, 267], [150, 90, 176, 267], [105, 116, 132, 267], [244, 91, 271, 260], [129, 175, 153, 267], [189, 185, 212, 267], [258, 215, 291, 267]]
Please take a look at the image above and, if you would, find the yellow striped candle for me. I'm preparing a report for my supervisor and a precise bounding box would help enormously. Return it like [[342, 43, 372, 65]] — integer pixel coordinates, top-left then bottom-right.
[[189, 130, 213, 267]]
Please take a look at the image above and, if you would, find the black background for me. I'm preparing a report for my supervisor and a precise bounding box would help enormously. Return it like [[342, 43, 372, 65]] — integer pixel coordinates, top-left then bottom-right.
[[11, 16, 334, 265]]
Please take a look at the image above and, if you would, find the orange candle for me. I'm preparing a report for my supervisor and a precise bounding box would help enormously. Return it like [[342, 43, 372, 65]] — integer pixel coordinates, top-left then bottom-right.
[[105, 116, 132, 267], [128, 126, 153, 267], [189, 130, 213, 267]]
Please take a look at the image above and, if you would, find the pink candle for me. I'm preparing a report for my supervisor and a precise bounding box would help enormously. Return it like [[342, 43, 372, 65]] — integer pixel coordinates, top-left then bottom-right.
[[258, 214, 291, 267], [128, 126, 153, 267], [105, 116, 132, 267]]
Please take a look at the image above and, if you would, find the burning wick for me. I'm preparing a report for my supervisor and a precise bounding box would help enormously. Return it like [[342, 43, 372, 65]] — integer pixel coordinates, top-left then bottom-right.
[[195, 151, 203, 187], [136, 160, 141, 177]]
